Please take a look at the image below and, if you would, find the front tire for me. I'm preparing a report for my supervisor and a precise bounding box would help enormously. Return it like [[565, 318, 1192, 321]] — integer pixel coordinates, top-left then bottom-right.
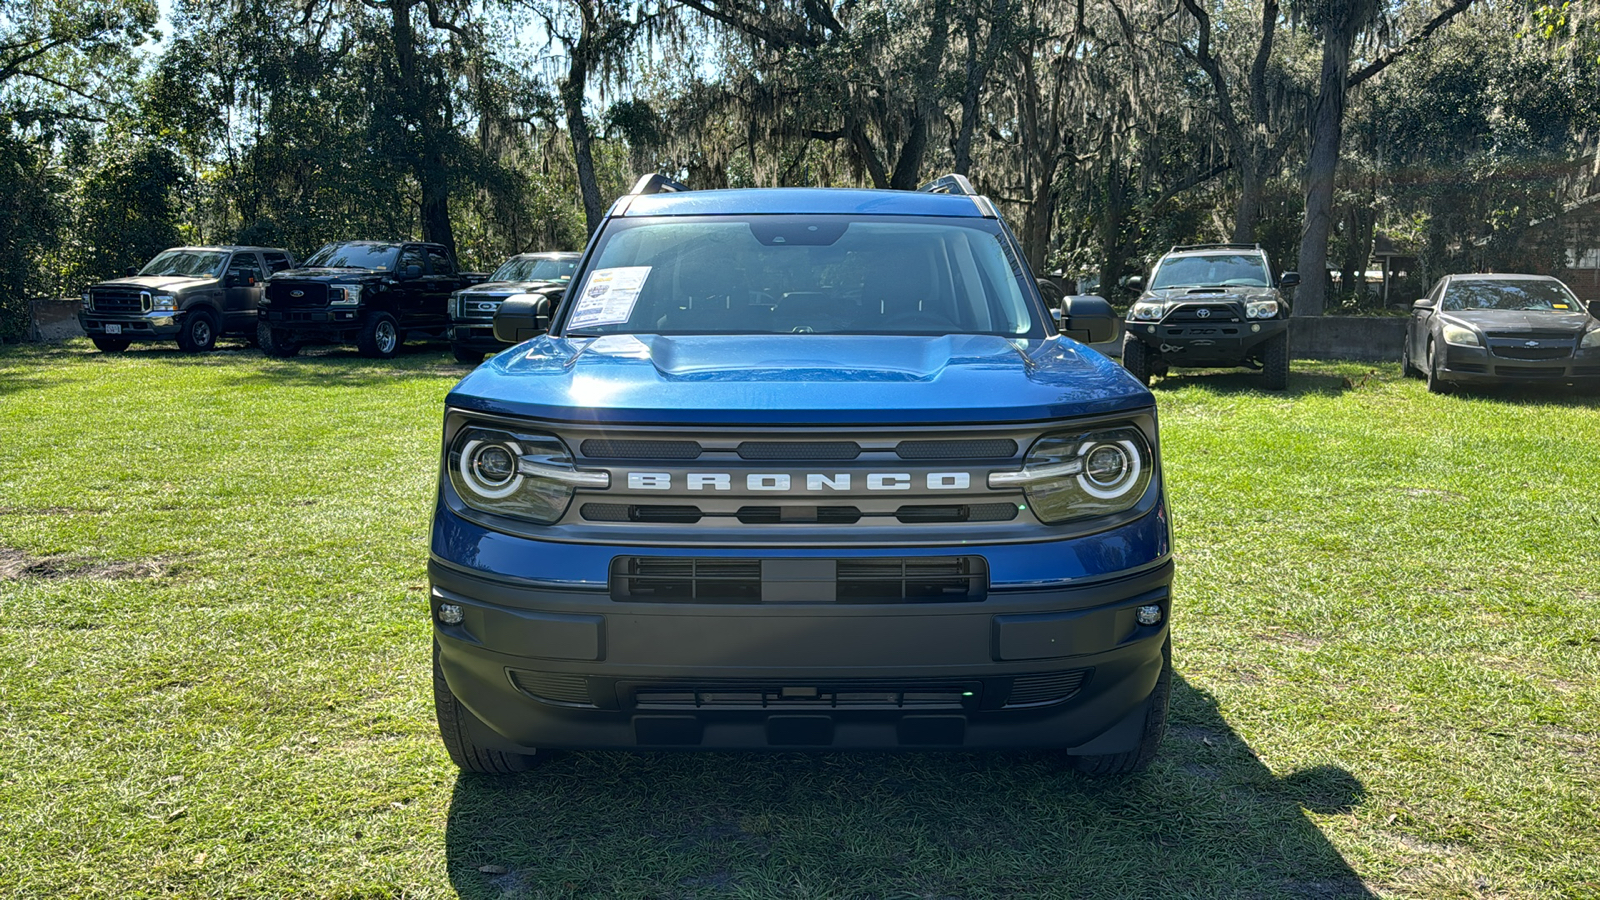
[[1121, 333, 1153, 386], [1426, 337, 1451, 394], [258, 321, 301, 358], [433, 642, 535, 774], [452, 343, 485, 365], [91, 336, 131, 353], [1072, 639, 1171, 776], [176, 309, 219, 353], [1401, 332, 1419, 377], [1261, 331, 1289, 390], [357, 311, 402, 359]]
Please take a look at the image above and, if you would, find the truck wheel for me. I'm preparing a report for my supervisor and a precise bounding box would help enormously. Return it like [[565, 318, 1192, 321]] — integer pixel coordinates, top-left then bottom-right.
[[176, 309, 219, 353], [91, 336, 131, 353], [433, 642, 536, 774], [1121, 333, 1152, 386], [1072, 639, 1171, 776], [258, 321, 301, 358], [1261, 331, 1289, 391], [357, 311, 402, 359], [452, 344, 485, 365], [1425, 338, 1451, 394]]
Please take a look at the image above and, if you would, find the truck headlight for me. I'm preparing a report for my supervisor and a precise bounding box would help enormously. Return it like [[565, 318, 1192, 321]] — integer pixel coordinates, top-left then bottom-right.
[[1245, 300, 1278, 318], [987, 427, 1154, 524], [82, 292, 92, 310], [1441, 322, 1481, 347], [448, 425, 609, 524], [1582, 330, 1600, 349], [1129, 302, 1165, 321], [152, 294, 177, 311], [329, 285, 361, 306]]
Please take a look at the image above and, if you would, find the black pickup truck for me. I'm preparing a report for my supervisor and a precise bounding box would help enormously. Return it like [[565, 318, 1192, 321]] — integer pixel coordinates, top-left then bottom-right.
[[258, 241, 485, 358]]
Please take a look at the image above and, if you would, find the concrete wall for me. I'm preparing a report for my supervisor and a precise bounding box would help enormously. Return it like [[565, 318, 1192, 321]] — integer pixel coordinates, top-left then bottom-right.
[[1289, 315, 1405, 362]]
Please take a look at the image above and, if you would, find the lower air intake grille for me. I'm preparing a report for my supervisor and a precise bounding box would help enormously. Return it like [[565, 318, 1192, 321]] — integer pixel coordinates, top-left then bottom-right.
[[895, 439, 1018, 459], [611, 556, 988, 603], [507, 670, 595, 706], [581, 503, 703, 523], [737, 441, 861, 460], [1005, 670, 1090, 707], [580, 439, 702, 459], [894, 503, 1018, 524], [634, 683, 974, 710]]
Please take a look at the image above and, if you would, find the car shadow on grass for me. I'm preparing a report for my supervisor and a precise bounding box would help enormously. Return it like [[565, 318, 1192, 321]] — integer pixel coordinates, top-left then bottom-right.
[[3, 339, 475, 388], [444, 675, 1374, 899], [1151, 368, 1357, 398]]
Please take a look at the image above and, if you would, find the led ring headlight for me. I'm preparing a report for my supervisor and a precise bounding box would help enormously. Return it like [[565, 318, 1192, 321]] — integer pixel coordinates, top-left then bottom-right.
[[459, 438, 524, 499], [1077, 439, 1142, 499]]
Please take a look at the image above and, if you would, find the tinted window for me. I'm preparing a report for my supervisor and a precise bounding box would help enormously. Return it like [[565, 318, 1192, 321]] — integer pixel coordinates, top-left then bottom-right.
[[263, 252, 293, 273], [1442, 280, 1581, 312], [491, 255, 578, 284], [426, 247, 454, 276], [399, 246, 426, 274], [305, 242, 399, 270], [562, 216, 1040, 337], [139, 250, 227, 278], [1150, 254, 1270, 289], [226, 253, 263, 285]]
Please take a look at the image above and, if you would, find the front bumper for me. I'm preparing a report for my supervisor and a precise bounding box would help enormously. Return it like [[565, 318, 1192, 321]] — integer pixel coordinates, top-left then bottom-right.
[[430, 552, 1173, 754], [1435, 343, 1600, 385], [1125, 316, 1287, 364], [260, 306, 361, 337], [450, 321, 510, 351], [79, 309, 186, 340]]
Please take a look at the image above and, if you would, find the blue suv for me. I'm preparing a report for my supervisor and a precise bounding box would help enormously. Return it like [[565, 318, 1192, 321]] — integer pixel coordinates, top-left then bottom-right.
[[428, 174, 1174, 775]]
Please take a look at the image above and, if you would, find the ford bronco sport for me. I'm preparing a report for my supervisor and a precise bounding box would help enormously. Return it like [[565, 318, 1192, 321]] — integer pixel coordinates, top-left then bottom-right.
[[428, 174, 1174, 775]]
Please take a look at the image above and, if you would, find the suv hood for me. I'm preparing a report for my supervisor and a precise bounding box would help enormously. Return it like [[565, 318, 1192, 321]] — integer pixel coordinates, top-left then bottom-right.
[[92, 275, 216, 292], [448, 333, 1150, 425], [1142, 286, 1275, 303], [274, 267, 386, 281], [461, 279, 566, 296]]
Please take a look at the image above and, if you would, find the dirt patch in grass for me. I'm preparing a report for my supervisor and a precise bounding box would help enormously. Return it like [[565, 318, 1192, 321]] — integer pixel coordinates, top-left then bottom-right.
[[0, 546, 176, 581]]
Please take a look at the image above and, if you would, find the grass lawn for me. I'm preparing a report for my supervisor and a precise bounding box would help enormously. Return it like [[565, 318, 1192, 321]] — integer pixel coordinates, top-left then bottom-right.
[[1, 340, 1597, 899]]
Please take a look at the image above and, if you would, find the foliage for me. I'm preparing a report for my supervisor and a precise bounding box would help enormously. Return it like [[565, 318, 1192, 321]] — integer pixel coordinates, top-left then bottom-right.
[[61, 138, 188, 287]]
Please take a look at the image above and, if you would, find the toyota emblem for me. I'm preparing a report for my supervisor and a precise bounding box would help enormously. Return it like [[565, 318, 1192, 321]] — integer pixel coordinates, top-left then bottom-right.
[[1196, 308, 1211, 318], [290, 290, 304, 297]]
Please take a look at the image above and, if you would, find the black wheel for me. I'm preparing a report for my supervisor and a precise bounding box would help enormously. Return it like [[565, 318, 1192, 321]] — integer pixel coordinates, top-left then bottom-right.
[[357, 311, 402, 359], [452, 344, 485, 365], [1261, 331, 1289, 391], [1121, 333, 1152, 386], [1425, 337, 1451, 394], [433, 642, 535, 774], [258, 321, 301, 358], [1400, 331, 1419, 378], [176, 309, 219, 353], [1073, 639, 1171, 776], [91, 336, 131, 353]]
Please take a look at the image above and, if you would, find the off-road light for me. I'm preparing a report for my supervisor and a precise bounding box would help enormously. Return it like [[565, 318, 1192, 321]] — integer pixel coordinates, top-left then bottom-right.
[[1251, 323, 1261, 333], [1136, 605, 1162, 626], [437, 603, 464, 625], [1147, 325, 1156, 334]]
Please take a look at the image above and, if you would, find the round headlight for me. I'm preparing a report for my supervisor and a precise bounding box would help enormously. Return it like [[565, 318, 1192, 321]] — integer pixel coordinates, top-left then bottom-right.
[[459, 438, 524, 499], [1078, 439, 1142, 499]]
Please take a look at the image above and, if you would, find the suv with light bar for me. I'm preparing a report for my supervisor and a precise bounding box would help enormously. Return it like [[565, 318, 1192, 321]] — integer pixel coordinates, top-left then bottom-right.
[[429, 173, 1173, 775], [1121, 243, 1298, 389]]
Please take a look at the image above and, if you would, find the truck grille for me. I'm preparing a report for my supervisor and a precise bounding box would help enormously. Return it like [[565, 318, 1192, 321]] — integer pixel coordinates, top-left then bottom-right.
[[634, 683, 973, 710], [1164, 303, 1240, 323], [579, 503, 1017, 526], [609, 556, 988, 603], [457, 291, 512, 320], [266, 282, 328, 307], [574, 438, 1020, 461], [90, 287, 148, 313]]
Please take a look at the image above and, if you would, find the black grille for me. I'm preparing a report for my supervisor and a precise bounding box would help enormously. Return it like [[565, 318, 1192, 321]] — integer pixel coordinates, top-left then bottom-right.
[[735, 506, 862, 524], [1574, 366, 1600, 377], [1165, 304, 1240, 322], [581, 503, 703, 523], [580, 439, 702, 459], [634, 684, 972, 710], [507, 670, 594, 706], [611, 556, 987, 603], [737, 441, 861, 460], [1497, 368, 1564, 378], [1489, 343, 1571, 361], [266, 282, 329, 307], [894, 503, 1018, 524], [1005, 670, 1090, 707], [895, 439, 1018, 459], [90, 287, 147, 313]]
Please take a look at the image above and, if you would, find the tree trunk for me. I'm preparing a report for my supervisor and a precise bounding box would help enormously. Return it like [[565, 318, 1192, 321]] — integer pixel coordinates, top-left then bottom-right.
[[564, 0, 605, 237], [1295, 4, 1370, 317], [391, 0, 456, 254], [1232, 164, 1264, 244]]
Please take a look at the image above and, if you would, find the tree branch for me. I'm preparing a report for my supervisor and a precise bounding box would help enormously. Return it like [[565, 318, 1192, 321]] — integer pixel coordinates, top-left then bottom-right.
[[1347, 0, 1478, 88]]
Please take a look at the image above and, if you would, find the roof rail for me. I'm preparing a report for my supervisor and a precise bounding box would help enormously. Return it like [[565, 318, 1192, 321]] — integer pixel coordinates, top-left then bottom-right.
[[918, 174, 978, 196], [1170, 242, 1261, 252], [630, 173, 690, 196]]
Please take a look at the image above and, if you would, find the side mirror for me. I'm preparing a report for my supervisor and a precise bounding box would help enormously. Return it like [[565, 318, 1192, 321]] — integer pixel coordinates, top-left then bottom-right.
[[404, 264, 423, 279], [124, 266, 138, 277], [494, 291, 559, 343], [1058, 295, 1118, 344], [1279, 271, 1300, 288], [1412, 297, 1435, 310], [1120, 275, 1144, 291]]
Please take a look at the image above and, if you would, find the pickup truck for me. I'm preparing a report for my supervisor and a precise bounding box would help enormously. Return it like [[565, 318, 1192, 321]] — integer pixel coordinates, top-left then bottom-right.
[[450, 251, 580, 364], [79, 246, 295, 352], [428, 174, 1174, 777], [258, 240, 484, 358]]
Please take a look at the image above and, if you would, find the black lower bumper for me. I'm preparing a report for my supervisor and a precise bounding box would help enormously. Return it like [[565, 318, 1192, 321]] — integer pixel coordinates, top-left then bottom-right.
[[1435, 343, 1600, 385], [1125, 317, 1287, 366], [450, 321, 510, 352], [429, 558, 1173, 753], [260, 307, 361, 339]]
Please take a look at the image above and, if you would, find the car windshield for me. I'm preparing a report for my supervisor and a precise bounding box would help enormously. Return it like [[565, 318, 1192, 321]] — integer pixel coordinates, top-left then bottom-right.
[[1150, 253, 1270, 289], [493, 256, 578, 284], [560, 216, 1041, 337], [1442, 280, 1583, 312], [138, 250, 227, 278], [304, 243, 399, 270]]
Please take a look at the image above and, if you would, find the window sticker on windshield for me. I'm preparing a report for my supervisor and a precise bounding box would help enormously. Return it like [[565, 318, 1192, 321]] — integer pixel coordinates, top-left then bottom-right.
[[568, 266, 651, 329]]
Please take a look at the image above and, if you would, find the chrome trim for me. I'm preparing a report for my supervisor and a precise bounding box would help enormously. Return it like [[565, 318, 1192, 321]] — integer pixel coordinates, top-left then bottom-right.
[[517, 458, 611, 488], [986, 460, 1084, 488]]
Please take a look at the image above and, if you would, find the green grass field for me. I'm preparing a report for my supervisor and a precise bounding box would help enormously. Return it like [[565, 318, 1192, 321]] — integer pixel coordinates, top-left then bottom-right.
[[1, 340, 1597, 899]]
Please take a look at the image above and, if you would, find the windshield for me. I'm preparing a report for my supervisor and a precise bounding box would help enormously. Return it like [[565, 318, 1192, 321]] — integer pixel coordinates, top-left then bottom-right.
[[1150, 253, 1270, 289], [560, 216, 1041, 337], [138, 250, 227, 278], [304, 242, 399, 270], [493, 255, 578, 284], [1442, 279, 1583, 312]]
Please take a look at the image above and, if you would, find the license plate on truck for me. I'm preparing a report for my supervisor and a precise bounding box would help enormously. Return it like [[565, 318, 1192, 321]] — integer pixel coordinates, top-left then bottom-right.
[[104, 324, 122, 334]]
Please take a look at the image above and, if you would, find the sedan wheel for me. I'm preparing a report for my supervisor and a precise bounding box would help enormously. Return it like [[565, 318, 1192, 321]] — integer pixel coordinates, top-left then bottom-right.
[[1425, 338, 1451, 394]]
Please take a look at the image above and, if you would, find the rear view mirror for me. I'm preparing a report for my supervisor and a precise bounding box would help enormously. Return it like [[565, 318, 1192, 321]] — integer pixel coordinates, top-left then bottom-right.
[[404, 264, 423, 279], [494, 291, 559, 343], [124, 266, 138, 277], [1412, 297, 1435, 310], [1058, 295, 1118, 344], [1279, 271, 1300, 288], [1121, 275, 1144, 291]]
